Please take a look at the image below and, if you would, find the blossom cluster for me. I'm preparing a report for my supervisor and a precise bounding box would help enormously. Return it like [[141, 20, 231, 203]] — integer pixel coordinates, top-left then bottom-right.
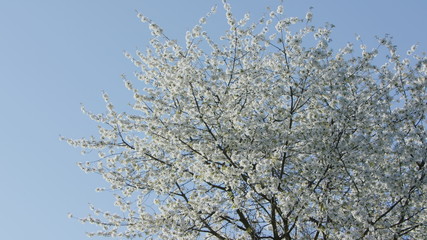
[[66, 1, 426, 239]]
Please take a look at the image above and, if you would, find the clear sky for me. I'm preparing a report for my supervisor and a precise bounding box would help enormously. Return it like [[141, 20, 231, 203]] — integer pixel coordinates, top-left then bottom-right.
[[0, 0, 426, 239]]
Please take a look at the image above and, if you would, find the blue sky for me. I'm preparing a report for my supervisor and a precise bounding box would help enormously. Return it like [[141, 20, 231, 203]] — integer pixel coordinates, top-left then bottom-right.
[[0, 0, 426, 239]]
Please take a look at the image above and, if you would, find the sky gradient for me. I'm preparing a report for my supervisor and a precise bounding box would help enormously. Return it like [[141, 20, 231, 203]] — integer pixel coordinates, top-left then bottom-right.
[[0, 0, 426, 239]]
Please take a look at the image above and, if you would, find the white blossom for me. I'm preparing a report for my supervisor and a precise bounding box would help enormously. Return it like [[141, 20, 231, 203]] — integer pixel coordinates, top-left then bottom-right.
[[148, 23, 163, 36], [305, 11, 313, 22], [276, 5, 284, 15]]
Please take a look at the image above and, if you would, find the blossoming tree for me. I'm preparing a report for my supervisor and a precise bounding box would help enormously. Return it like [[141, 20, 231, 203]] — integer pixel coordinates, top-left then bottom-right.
[[66, 2, 427, 239]]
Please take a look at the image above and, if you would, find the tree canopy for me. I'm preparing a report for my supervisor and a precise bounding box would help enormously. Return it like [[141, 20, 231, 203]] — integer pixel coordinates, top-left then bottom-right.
[[66, 2, 427, 239]]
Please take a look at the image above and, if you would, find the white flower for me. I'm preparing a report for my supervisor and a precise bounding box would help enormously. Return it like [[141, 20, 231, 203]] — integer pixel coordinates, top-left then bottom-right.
[[137, 13, 149, 23], [305, 12, 313, 21], [356, 34, 361, 41], [269, 11, 275, 18], [149, 24, 163, 36], [276, 5, 284, 14]]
